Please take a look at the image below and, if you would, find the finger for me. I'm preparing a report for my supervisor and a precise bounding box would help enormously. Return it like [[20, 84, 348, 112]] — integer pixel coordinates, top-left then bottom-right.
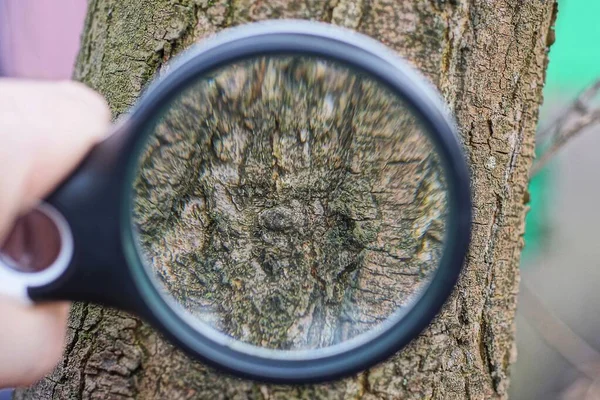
[[0, 80, 109, 387], [0, 298, 69, 388], [0, 79, 111, 241]]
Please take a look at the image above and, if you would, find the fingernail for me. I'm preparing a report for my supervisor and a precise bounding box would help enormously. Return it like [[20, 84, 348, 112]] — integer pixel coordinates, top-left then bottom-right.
[[0, 208, 62, 273]]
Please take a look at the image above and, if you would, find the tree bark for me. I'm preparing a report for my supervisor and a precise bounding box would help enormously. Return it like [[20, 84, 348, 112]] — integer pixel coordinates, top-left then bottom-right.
[[132, 56, 449, 351], [16, 0, 557, 399]]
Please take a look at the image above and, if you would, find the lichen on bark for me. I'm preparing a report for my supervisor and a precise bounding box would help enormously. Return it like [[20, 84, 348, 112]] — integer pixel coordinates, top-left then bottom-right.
[[132, 55, 447, 351], [15, 0, 558, 399]]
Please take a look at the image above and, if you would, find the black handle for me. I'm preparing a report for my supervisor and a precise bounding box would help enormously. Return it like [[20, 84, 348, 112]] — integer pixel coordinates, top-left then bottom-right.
[[28, 123, 148, 316]]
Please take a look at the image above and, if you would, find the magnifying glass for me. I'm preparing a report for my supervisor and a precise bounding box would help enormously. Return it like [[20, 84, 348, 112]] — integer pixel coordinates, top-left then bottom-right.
[[0, 21, 471, 383]]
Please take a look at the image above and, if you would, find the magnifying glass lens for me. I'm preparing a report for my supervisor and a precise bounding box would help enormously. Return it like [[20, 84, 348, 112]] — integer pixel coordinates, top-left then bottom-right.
[[131, 55, 448, 352]]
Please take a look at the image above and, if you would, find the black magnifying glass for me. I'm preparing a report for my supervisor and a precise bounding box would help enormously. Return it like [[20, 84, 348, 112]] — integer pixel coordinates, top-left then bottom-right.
[[0, 21, 471, 383]]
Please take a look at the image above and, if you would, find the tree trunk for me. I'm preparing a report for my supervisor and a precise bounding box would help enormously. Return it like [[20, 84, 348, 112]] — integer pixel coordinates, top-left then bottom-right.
[[15, 0, 557, 399]]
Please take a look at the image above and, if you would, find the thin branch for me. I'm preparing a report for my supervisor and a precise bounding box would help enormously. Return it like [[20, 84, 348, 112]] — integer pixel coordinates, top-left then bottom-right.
[[538, 80, 600, 139], [531, 79, 600, 176], [532, 109, 600, 175]]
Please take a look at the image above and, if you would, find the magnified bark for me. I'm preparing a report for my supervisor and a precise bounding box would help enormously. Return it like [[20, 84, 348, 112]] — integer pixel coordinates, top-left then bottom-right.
[[132, 56, 447, 350]]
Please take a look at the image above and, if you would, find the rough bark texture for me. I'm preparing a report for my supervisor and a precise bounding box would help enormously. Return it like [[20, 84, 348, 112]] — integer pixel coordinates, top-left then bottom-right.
[[131, 56, 447, 351], [16, 0, 557, 399]]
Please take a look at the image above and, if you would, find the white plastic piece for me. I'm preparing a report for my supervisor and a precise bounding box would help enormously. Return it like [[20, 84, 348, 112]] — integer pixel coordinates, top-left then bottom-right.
[[0, 203, 74, 303]]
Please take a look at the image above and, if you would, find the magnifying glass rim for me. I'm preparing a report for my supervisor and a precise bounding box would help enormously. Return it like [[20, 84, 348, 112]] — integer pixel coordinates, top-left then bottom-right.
[[121, 20, 472, 383], [128, 56, 442, 361]]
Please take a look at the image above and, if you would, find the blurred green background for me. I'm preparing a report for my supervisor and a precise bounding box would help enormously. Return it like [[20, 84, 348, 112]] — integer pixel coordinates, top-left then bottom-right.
[[523, 0, 600, 261], [514, 1, 600, 399], [544, 0, 600, 94]]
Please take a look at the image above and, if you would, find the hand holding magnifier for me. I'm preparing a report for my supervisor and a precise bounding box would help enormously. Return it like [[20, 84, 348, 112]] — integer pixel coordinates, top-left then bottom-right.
[[0, 21, 471, 383]]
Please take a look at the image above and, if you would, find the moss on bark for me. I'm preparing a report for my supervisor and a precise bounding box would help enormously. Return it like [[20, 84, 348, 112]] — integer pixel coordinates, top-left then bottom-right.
[[132, 56, 446, 350], [15, 0, 557, 399]]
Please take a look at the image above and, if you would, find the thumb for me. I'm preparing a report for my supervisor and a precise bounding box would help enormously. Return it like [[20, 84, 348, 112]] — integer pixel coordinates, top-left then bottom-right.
[[0, 80, 109, 388], [0, 79, 111, 242]]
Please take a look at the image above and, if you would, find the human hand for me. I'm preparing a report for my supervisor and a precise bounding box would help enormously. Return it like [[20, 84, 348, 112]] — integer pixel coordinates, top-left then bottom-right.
[[0, 80, 110, 388]]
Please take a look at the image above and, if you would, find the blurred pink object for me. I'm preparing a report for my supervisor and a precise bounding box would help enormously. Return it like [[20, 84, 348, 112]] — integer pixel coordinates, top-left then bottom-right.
[[0, 0, 87, 79]]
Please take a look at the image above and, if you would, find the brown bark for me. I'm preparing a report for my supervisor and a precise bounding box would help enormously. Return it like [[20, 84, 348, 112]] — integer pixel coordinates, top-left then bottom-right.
[[132, 56, 447, 350], [15, 0, 557, 399]]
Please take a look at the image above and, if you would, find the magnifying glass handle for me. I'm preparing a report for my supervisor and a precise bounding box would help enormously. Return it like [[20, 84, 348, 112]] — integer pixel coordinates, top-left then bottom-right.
[[0, 125, 123, 305], [0, 203, 74, 304], [0, 122, 146, 316]]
